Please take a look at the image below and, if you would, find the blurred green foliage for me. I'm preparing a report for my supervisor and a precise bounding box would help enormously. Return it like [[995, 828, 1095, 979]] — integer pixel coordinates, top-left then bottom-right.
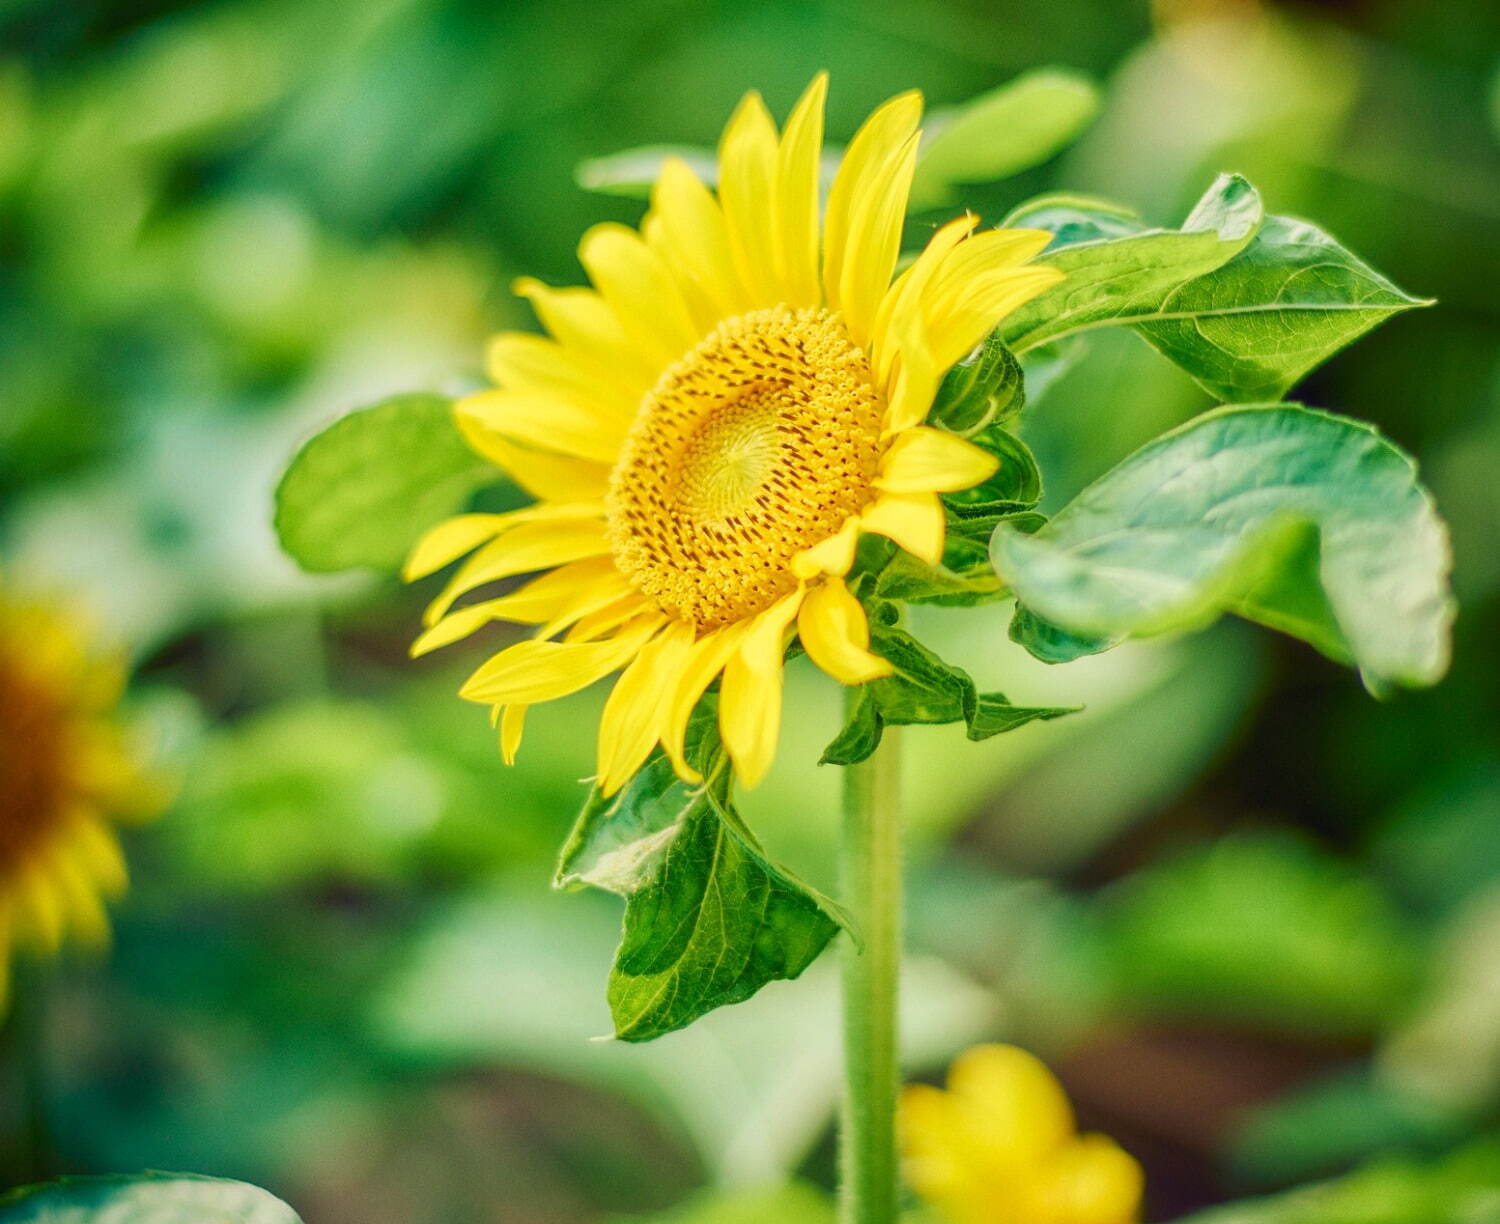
[[2, 0, 1499, 1221]]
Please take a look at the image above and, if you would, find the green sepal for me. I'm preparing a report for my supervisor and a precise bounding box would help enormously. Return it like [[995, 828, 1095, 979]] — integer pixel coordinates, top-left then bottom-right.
[[929, 334, 1025, 435], [557, 710, 844, 1043], [820, 619, 1075, 766], [943, 423, 1043, 521], [274, 392, 492, 574], [874, 534, 1003, 607]]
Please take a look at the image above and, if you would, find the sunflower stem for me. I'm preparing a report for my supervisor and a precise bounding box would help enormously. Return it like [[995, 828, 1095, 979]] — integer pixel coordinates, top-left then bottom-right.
[[839, 703, 903, 1224]]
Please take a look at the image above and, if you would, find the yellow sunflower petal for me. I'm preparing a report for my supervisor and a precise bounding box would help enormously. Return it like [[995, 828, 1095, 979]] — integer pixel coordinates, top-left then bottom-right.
[[824, 90, 922, 322], [484, 332, 637, 420], [860, 490, 945, 565], [458, 616, 662, 705], [648, 156, 748, 320], [925, 264, 1066, 371], [661, 622, 750, 782], [596, 619, 696, 795], [1034, 1135, 1145, 1224], [71, 816, 128, 894], [423, 518, 610, 627], [947, 1044, 1076, 1163], [871, 212, 978, 387], [14, 861, 65, 954], [718, 90, 782, 309], [455, 388, 626, 466], [876, 426, 998, 494], [452, 424, 612, 504], [499, 704, 527, 765], [578, 222, 702, 365], [404, 513, 511, 582], [718, 589, 805, 787], [775, 72, 827, 306], [798, 579, 892, 685], [53, 848, 111, 950], [791, 514, 862, 580], [513, 277, 658, 392]]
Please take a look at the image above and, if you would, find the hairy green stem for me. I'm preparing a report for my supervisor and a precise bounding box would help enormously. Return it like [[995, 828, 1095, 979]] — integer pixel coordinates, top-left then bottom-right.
[[839, 708, 903, 1224]]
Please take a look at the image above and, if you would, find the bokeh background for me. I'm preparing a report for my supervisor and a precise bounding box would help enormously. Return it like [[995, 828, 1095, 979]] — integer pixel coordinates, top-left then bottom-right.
[[3, 0, 1499, 1220]]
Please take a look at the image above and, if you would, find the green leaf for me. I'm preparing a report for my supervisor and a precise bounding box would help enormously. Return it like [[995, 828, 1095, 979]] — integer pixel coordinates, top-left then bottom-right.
[[0, 1175, 303, 1223], [558, 718, 841, 1042], [944, 424, 1043, 519], [1000, 173, 1265, 353], [993, 404, 1454, 693], [618, 1182, 834, 1224], [1131, 214, 1431, 401], [575, 144, 717, 198], [929, 334, 1025, 434], [909, 68, 1100, 211], [821, 621, 1075, 766], [874, 535, 1003, 607], [274, 392, 492, 574]]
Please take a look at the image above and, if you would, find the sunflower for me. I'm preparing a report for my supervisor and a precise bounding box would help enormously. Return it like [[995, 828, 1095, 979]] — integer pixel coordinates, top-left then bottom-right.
[[406, 76, 1063, 792], [0, 586, 164, 1011], [902, 1045, 1144, 1224]]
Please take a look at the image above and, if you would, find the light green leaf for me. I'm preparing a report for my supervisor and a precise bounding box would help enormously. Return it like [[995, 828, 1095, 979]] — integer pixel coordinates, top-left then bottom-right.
[[1132, 214, 1431, 401], [909, 69, 1100, 211], [1000, 173, 1264, 354], [929, 334, 1025, 435], [0, 1175, 302, 1223], [274, 392, 492, 574], [618, 1182, 834, 1224], [559, 718, 841, 1042], [575, 144, 717, 198], [993, 404, 1454, 693], [821, 622, 1074, 766]]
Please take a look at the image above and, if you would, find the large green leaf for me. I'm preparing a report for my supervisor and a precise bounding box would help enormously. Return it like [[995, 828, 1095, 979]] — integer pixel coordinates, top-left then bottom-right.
[[992, 404, 1454, 694], [558, 719, 842, 1042], [1001, 185, 1426, 400], [274, 392, 492, 574], [821, 621, 1074, 766], [1132, 214, 1429, 401], [999, 174, 1264, 353], [0, 1175, 302, 1223], [909, 68, 1100, 211]]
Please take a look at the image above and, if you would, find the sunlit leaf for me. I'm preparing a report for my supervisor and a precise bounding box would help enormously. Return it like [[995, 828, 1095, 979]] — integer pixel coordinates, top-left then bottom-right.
[[274, 392, 491, 574], [994, 404, 1454, 694], [559, 717, 842, 1042], [909, 68, 1100, 210], [0, 1175, 303, 1223]]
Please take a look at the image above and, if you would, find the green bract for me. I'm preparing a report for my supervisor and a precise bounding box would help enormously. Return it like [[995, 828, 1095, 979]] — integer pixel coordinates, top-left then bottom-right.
[[274, 392, 491, 574], [0, 1175, 303, 1223]]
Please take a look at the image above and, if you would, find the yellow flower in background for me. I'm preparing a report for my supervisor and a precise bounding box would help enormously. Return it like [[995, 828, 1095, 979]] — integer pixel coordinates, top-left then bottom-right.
[[0, 587, 165, 1011], [407, 75, 1063, 792], [902, 1044, 1144, 1224]]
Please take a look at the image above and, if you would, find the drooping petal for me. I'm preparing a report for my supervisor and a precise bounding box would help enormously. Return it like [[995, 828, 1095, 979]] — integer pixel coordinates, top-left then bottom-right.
[[791, 514, 862, 580], [876, 426, 999, 494], [595, 619, 696, 794], [717, 91, 782, 308], [798, 579, 892, 684], [660, 622, 749, 782], [458, 616, 662, 705], [498, 704, 527, 764], [860, 490, 945, 565], [718, 589, 805, 787]]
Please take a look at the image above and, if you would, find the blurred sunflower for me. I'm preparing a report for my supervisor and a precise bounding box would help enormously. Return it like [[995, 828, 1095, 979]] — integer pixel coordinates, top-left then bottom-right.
[[407, 75, 1062, 791], [902, 1044, 1143, 1224], [0, 586, 165, 1011]]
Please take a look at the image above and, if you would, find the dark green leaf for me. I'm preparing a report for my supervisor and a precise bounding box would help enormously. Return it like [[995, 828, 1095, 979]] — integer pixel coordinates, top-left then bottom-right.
[[929, 334, 1025, 434], [1132, 214, 1431, 401], [821, 622, 1074, 765], [909, 68, 1100, 211], [1000, 173, 1264, 353], [944, 424, 1042, 518], [274, 392, 492, 574], [0, 1175, 303, 1223], [992, 404, 1454, 693], [874, 534, 1003, 607], [559, 719, 841, 1042]]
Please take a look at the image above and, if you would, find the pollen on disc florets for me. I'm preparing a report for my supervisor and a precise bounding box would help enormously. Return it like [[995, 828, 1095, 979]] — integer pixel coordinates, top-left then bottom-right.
[[0, 636, 69, 873], [606, 306, 884, 630]]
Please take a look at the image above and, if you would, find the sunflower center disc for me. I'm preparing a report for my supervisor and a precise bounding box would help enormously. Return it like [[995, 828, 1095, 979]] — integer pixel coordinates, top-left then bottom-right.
[[606, 306, 883, 631], [0, 642, 71, 872]]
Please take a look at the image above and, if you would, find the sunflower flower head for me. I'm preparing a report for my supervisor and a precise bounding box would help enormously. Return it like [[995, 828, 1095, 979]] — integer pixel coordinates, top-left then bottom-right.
[[407, 75, 1063, 793], [0, 584, 166, 1011], [902, 1044, 1144, 1224]]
